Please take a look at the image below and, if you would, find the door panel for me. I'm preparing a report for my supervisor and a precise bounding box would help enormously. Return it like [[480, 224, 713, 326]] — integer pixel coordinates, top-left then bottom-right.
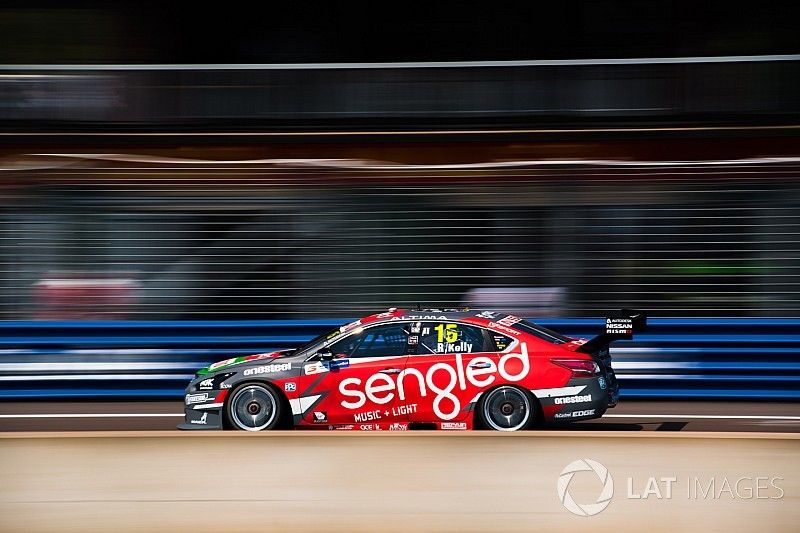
[[326, 356, 408, 426], [299, 322, 414, 427], [403, 321, 502, 423], [401, 351, 501, 423]]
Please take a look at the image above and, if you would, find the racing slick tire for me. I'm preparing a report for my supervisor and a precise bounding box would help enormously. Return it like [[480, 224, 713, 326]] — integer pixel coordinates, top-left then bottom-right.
[[224, 382, 285, 431], [475, 385, 537, 431]]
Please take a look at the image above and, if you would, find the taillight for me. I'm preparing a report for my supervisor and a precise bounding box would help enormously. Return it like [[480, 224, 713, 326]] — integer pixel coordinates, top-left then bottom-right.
[[550, 358, 600, 377]]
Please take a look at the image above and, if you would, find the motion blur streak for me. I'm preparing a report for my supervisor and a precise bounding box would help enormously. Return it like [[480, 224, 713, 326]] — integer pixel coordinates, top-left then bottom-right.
[[17, 154, 800, 168], [0, 4, 798, 532], [4, 125, 800, 135], [1, 432, 797, 532], [1, 56, 798, 128], [3, 53, 799, 69], [2, 148, 800, 318]]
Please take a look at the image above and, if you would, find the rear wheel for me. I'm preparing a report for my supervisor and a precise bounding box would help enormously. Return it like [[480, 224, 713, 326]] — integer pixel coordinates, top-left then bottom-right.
[[476, 386, 535, 431], [226, 383, 283, 431]]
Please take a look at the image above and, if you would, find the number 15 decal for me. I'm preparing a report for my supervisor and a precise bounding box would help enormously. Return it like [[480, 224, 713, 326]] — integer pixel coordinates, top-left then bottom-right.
[[434, 323, 459, 343]]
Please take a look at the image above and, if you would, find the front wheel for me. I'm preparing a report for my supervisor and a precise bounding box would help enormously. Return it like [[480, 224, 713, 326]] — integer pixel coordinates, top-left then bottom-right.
[[226, 383, 283, 431], [476, 386, 536, 431]]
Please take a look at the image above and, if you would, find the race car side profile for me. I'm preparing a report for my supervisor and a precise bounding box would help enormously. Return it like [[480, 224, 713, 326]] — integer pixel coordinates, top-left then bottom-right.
[[178, 308, 645, 431]]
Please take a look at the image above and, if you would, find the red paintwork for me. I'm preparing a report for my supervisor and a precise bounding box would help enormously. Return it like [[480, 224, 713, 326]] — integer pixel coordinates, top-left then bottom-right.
[[270, 309, 596, 430]]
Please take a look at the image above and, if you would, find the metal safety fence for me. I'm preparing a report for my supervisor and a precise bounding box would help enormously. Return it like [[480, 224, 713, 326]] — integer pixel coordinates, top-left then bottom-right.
[[3, 157, 800, 318], [1, 318, 797, 400]]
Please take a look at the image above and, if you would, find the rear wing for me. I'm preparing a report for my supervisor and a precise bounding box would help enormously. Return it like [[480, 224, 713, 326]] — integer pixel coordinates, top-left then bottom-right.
[[576, 309, 647, 354]]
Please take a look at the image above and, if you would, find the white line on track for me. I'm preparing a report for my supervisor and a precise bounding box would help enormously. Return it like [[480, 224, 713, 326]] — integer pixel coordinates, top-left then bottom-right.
[[2, 54, 799, 70], [0, 413, 183, 418], [0, 413, 799, 420], [604, 414, 800, 421], [3, 125, 800, 136]]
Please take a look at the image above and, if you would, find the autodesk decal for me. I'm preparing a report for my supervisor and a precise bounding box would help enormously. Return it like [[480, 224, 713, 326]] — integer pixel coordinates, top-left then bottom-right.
[[557, 459, 614, 517]]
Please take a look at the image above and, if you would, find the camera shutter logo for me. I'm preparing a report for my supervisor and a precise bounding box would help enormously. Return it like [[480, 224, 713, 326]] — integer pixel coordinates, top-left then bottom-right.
[[557, 459, 614, 516]]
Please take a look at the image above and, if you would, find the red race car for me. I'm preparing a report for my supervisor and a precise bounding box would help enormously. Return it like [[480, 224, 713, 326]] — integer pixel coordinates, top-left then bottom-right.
[[179, 308, 645, 431]]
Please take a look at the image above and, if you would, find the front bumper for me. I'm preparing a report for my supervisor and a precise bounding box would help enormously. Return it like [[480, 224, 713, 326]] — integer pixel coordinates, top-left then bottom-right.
[[177, 407, 223, 430], [177, 389, 227, 430]]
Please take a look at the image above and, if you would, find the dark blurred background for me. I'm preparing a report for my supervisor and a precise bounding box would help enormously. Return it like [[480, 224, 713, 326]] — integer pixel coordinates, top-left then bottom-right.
[[1, 1, 799, 319], [1, 1, 798, 63]]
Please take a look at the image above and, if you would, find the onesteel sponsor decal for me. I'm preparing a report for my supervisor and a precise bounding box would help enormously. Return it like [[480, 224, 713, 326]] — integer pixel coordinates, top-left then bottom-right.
[[554, 394, 592, 405], [242, 363, 292, 376], [339, 344, 531, 420]]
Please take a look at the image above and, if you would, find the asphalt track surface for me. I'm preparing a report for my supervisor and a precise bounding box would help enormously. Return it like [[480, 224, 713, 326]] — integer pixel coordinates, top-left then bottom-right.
[[0, 400, 798, 432]]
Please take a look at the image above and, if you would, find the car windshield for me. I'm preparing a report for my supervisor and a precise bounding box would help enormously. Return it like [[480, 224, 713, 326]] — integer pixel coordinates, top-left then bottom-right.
[[292, 325, 347, 357], [511, 319, 572, 344]]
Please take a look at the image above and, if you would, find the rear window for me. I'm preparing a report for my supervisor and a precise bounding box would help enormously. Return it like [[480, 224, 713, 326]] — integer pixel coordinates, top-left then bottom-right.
[[511, 320, 571, 344]]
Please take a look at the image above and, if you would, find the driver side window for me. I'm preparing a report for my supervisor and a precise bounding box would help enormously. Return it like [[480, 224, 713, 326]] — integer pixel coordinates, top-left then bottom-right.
[[328, 323, 411, 358]]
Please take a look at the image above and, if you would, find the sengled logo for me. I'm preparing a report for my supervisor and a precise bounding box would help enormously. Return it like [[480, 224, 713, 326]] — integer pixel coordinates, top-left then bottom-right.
[[338, 343, 530, 420], [557, 459, 614, 517]]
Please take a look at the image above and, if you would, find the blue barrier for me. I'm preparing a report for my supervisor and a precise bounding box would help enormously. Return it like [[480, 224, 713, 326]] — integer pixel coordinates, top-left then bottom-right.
[[0, 318, 798, 400]]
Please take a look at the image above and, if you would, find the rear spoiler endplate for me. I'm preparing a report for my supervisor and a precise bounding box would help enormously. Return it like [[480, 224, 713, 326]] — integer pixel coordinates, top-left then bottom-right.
[[576, 309, 647, 354]]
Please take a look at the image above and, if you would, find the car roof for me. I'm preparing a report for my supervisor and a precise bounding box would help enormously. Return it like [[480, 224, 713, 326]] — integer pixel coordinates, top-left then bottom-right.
[[323, 308, 576, 351], [365, 308, 516, 323]]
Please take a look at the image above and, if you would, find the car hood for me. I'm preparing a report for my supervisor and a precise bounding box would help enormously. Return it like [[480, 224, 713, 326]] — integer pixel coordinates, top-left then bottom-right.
[[197, 349, 296, 376]]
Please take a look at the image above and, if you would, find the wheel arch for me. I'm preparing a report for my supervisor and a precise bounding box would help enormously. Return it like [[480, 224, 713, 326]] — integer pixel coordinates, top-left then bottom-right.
[[223, 379, 294, 430], [472, 383, 542, 430]]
